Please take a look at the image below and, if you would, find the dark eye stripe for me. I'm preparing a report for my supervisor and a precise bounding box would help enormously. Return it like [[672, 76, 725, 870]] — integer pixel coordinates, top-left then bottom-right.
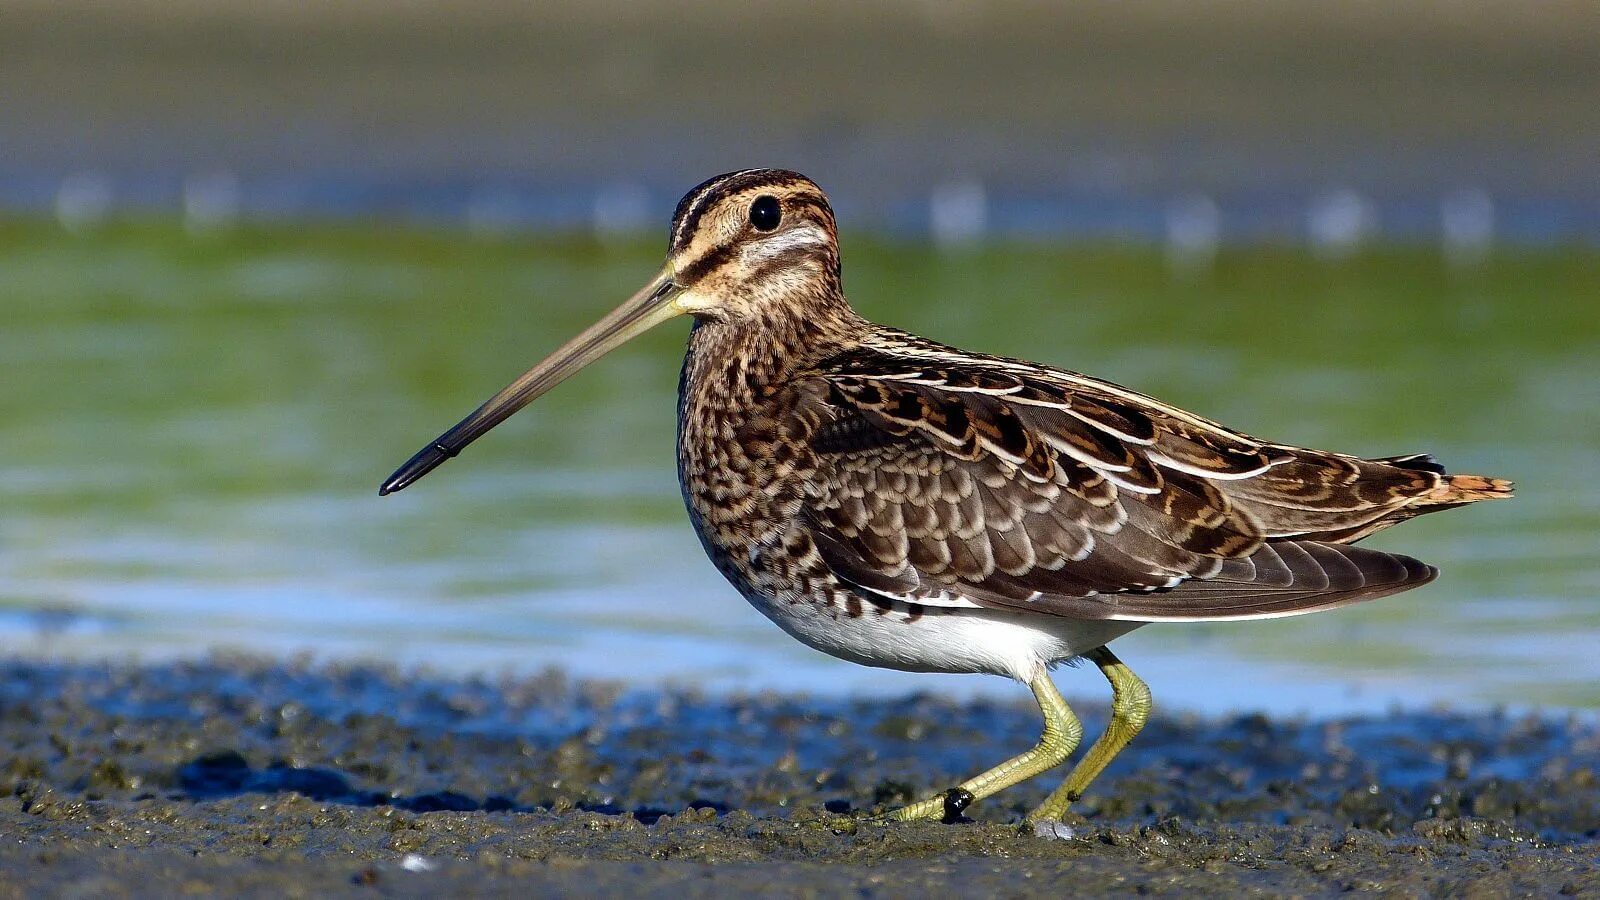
[[743, 245, 829, 284], [785, 196, 833, 221], [676, 242, 740, 284]]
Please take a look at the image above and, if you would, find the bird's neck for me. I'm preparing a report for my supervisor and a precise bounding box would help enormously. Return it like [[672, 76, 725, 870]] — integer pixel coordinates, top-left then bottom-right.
[[681, 295, 863, 403]]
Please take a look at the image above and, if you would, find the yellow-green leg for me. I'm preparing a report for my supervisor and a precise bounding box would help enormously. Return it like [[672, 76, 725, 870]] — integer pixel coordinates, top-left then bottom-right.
[[1028, 646, 1152, 822], [893, 669, 1084, 822]]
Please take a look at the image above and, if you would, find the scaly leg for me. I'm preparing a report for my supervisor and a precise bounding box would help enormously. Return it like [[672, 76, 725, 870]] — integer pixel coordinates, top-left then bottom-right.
[[893, 669, 1084, 822], [1028, 646, 1151, 823]]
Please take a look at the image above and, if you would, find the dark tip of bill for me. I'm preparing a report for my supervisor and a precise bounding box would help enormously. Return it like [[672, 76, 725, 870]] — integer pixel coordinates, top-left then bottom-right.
[[378, 442, 456, 496], [377, 470, 411, 496]]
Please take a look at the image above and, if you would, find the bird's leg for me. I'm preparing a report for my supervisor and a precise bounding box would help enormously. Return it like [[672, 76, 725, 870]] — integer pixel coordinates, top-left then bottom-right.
[[892, 669, 1083, 822], [1028, 646, 1152, 823]]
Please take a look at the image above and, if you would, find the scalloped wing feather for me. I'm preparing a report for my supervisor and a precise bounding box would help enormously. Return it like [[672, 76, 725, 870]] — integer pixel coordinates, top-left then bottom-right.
[[794, 336, 1500, 621]]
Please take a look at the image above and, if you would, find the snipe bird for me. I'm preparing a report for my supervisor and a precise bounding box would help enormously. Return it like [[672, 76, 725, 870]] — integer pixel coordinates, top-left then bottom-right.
[[381, 169, 1512, 824]]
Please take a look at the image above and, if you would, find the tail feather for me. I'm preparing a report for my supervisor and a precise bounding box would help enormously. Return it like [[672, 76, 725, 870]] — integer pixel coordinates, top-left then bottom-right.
[[1371, 452, 1514, 507], [1371, 452, 1449, 475], [1425, 473, 1515, 506], [1295, 457, 1513, 545]]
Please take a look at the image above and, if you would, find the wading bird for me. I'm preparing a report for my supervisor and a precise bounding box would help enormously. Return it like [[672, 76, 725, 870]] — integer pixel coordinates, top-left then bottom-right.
[[381, 170, 1511, 824]]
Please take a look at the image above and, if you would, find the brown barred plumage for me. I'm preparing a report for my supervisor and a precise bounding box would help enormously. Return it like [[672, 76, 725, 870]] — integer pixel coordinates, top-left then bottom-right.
[[786, 330, 1512, 623]]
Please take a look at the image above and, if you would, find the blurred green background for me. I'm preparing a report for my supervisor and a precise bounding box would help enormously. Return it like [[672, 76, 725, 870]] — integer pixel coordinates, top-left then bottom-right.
[[1, 2, 1596, 711]]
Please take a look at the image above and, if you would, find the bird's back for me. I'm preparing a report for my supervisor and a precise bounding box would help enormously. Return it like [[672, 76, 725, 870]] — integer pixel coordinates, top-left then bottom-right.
[[737, 323, 1514, 625]]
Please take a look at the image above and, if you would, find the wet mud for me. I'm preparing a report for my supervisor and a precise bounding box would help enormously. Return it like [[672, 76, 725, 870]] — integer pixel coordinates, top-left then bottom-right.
[[1, 658, 1597, 896]]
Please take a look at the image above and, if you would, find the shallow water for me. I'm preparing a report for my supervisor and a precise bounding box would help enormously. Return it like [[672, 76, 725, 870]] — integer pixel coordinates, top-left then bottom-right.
[[1, 220, 1596, 713]]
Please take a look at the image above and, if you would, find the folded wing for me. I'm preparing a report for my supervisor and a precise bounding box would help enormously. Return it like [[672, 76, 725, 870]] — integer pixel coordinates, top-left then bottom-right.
[[792, 337, 1454, 622]]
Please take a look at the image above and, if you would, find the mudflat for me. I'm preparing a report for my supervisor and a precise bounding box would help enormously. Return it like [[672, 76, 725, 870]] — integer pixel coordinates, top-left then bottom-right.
[[1, 658, 1596, 896]]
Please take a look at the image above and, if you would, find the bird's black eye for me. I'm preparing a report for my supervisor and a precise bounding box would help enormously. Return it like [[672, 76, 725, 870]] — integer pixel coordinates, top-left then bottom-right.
[[748, 195, 782, 232]]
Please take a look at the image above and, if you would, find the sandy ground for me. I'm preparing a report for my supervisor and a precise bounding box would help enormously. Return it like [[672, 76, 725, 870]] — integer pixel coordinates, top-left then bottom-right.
[[2, 657, 1597, 896]]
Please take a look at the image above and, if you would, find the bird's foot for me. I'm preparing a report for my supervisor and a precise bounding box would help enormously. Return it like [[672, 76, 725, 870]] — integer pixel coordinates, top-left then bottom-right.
[[884, 786, 975, 823]]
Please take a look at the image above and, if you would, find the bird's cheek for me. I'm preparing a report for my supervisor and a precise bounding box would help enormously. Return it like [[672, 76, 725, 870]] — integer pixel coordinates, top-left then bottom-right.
[[673, 287, 723, 318]]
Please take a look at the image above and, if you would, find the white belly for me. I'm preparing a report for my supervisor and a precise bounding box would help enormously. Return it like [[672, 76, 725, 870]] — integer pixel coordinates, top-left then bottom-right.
[[748, 591, 1143, 682]]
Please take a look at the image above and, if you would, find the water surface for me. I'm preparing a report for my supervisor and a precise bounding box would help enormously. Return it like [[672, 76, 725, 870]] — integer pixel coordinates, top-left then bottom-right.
[[2, 220, 1595, 713]]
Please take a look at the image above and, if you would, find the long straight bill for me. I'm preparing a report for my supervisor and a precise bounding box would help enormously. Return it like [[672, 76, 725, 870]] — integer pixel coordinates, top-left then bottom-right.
[[379, 268, 682, 495]]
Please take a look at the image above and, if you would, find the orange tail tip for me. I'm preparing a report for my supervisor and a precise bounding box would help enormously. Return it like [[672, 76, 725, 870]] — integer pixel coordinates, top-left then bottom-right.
[[1428, 474, 1515, 504]]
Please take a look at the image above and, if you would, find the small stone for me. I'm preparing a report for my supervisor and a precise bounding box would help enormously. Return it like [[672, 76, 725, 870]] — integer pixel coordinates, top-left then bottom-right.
[[1032, 820, 1075, 841], [400, 853, 437, 873]]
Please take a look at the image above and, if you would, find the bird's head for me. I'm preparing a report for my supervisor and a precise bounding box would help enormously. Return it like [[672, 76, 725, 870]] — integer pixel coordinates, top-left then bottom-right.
[[380, 169, 844, 495], [664, 168, 841, 322]]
